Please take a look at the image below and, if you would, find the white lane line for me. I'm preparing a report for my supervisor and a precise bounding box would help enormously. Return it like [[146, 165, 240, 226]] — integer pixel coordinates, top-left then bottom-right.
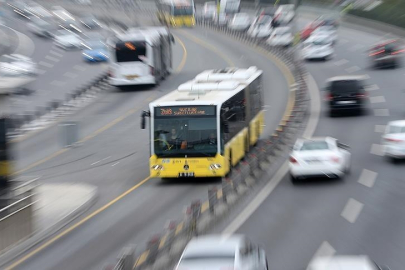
[[370, 143, 385, 156], [37, 69, 46, 75], [222, 74, 321, 236], [63, 72, 78, 79], [38, 61, 54, 68], [369, 96, 386, 103], [49, 80, 66, 87], [111, 162, 120, 166], [74, 65, 86, 72], [345, 66, 361, 73], [307, 241, 336, 266], [341, 198, 364, 223], [358, 169, 377, 188], [45, 55, 60, 62], [374, 124, 386, 133], [1, 24, 37, 56], [49, 50, 63, 57], [334, 59, 348, 66], [91, 156, 111, 166], [365, 84, 379, 91], [374, 109, 390, 116]]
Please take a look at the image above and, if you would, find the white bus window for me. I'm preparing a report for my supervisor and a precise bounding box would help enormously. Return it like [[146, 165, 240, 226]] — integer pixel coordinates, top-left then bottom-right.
[[115, 41, 146, 62]]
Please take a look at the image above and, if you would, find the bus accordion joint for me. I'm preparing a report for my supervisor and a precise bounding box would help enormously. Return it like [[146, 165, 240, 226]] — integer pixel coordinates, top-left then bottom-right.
[[141, 110, 150, 129]]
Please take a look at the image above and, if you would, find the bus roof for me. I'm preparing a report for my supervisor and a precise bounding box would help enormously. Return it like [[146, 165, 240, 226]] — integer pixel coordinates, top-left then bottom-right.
[[150, 67, 262, 108]]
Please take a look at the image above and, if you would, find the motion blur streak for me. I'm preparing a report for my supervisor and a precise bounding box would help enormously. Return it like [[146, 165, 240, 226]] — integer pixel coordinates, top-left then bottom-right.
[[4, 176, 152, 270]]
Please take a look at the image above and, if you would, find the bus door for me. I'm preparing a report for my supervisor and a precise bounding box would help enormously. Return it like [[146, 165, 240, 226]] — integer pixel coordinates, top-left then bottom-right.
[[114, 41, 151, 80]]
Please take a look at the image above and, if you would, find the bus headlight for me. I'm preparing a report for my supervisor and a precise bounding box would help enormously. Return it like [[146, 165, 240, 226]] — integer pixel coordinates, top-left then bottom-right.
[[151, 165, 163, 170], [210, 164, 222, 170]]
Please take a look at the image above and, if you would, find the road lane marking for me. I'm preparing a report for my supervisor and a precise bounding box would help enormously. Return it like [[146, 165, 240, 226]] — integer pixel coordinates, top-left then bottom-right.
[[374, 124, 386, 133], [223, 74, 320, 236], [91, 156, 111, 165], [63, 72, 78, 79], [5, 176, 152, 270], [341, 198, 364, 223], [173, 35, 187, 74], [111, 162, 120, 166], [177, 30, 235, 67], [308, 241, 336, 266], [49, 50, 64, 57], [45, 55, 60, 62], [374, 108, 390, 116], [358, 169, 377, 188], [345, 66, 361, 73], [73, 65, 86, 72], [365, 84, 379, 91], [52, 46, 64, 53], [334, 59, 348, 66], [50, 80, 66, 87], [370, 143, 385, 156], [38, 61, 54, 68], [369, 96, 386, 103]]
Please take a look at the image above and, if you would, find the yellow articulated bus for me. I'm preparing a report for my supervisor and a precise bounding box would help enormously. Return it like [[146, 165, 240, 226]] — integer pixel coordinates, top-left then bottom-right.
[[141, 66, 264, 179], [156, 0, 196, 28]]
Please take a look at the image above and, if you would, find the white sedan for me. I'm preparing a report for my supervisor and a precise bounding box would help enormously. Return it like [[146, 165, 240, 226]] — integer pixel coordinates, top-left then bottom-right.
[[0, 54, 37, 76], [228, 13, 251, 31], [247, 15, 273, 38], [175, 235, 268, 270], [311, 25, 337, 44], [382, 120, 405, 161], [302, 35, 334, 61], [53, 30, 83, 50], [267, 26, 293, 46], [289, 137, 351, 183], [307, 255, 390, 270]]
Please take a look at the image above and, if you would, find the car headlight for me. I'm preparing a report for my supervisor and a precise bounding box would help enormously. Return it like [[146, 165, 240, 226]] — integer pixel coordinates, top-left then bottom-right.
[[151, 165, 163, 170], [209, 164, 221, 170]]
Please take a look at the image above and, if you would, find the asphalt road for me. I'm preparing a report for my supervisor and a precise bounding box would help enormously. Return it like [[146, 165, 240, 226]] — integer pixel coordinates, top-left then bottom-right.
[[6, 22, 291, 270], [209, 11, 405, 270]]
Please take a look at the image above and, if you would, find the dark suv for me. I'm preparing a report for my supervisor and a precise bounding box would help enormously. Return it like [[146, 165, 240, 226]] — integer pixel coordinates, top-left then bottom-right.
[[369, 39, 404, 68], [325, 76, 368, 116]]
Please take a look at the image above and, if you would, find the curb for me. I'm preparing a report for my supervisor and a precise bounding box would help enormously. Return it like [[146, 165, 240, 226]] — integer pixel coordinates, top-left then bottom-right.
[[0, 185, 99, 269]]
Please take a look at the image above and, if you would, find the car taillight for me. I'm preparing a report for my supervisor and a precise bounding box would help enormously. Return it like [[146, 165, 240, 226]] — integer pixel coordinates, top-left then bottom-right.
[[325, 93, 333, 101], [289, 156, 298, 163], [150, 66, 154, 75], [330, 156, 340, 163], [391, 49, 405, 55], [385, 138, 403, 143], [356, 93, 367, 98], [369, 49, 385, 56]]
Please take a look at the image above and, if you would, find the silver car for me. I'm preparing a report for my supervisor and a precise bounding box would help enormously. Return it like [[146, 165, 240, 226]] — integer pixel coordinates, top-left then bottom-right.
[[175, 235, 268, 270]]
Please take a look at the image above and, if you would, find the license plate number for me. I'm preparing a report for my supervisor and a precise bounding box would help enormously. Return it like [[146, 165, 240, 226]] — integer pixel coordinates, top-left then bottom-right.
[[337, 101, 356, 104], [179, 172, 194, 177]]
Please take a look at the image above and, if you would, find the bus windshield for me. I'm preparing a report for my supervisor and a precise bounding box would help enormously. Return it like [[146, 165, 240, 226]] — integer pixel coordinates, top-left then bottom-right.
[[173, 6, 194, 16], [153, 106, 218, 157], [115, 41, 146, 63]]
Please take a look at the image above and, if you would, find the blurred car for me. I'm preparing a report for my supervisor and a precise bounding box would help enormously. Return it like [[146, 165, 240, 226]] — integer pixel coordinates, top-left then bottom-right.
[[382, 120, 405, 161], [27, 17, 56, 38], [267, 26, 293, 46], [53, 29, 83, 49], [228, 13, 251, 31], [247, 15, 273, 38], [315, 14, 340, 28], [275, 4, 295, 24], [307, 255, 390, 270], [175, 235, 268, 270], [213, 12, 228, 26], [312, 25, 337, 44], [257, 6, 281, 27], [0, 54, 37, 76], [202, 2, 216, 20], [26, 3, 53, 19], [58, 20, 83, 35], [8, 1, 33, 19], [324, 75, 368, 116], [368, 39, 405, 68], [301, 20, 323, 40], [289, 137, 351, 183], [82, 39, 108, 62], [80, 16, 103, 30], [302, 36, 334, 61], [52, 6, 75, 22]]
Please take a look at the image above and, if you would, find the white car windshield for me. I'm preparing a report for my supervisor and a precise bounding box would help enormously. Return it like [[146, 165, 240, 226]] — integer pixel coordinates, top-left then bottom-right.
[[388, 125, 405, 134], [300, 141, 330, 151]]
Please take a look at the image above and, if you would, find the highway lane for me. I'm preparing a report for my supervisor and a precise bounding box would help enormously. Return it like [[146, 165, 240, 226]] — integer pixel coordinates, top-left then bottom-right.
[[6, 26, 291, 270], [207, 13, 405, 270]]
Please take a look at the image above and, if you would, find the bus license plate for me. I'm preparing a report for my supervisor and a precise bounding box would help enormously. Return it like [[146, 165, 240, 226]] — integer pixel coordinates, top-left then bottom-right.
[[179, 172, 194, 177]]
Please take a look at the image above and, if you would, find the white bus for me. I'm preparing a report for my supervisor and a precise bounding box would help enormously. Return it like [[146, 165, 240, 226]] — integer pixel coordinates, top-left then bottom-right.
[[107, 27, 174, 88]]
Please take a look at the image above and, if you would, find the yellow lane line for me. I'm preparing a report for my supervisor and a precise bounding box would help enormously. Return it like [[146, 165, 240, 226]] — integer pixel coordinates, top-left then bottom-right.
[[175, 222, 184, 235], [134, 250, 150, 268], [158, 234, 168, 249], [177, 29, 235, 67], [174, 35, 187, 74], [201, 201, 209, 213], [5, 176, 152, 270]]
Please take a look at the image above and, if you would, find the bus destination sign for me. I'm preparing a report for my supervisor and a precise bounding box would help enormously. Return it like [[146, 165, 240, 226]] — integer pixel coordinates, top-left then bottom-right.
[[155, 106, 215, 117]]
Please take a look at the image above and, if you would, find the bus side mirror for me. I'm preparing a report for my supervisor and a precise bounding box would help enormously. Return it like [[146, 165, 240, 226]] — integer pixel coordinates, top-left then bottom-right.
[[141, 110, 150, 129], [223, 120, 230, 133]]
